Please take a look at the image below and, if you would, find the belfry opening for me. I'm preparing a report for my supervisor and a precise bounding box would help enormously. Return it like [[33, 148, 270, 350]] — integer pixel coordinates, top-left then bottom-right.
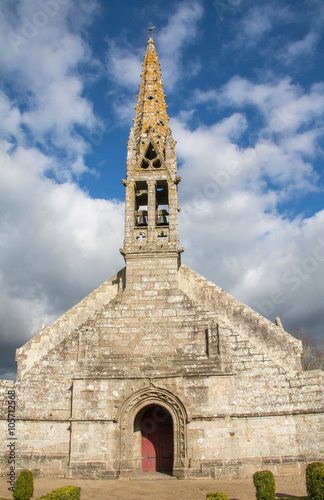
[[156, 181, 169, 226], [135, 181, 148, 226]]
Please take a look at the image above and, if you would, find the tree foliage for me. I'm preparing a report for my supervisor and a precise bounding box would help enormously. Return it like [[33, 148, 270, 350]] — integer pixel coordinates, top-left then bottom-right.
[[294, 328, 324, 371]]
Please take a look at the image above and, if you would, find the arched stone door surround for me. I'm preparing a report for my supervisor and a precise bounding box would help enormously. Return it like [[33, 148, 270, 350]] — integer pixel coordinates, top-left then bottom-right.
[[118, 386, 188, 477]]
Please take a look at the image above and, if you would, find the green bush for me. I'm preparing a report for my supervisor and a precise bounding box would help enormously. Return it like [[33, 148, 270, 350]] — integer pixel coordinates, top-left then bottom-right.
[[313, 467, 324, 500], [253, 470, 275, 500], [13, 469, 34, 500], [206, 493, 229, 500], [306, 462, 324, 500], [36, 486, 81, 500]]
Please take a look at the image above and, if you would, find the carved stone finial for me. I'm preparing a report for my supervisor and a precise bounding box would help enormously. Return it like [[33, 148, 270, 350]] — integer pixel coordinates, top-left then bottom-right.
[[275, 316, 283, 328], [38, 323, 46, 334]]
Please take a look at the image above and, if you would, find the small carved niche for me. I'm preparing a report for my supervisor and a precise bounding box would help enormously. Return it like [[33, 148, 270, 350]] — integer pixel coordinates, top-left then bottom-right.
[[205, 322, 219, 358]]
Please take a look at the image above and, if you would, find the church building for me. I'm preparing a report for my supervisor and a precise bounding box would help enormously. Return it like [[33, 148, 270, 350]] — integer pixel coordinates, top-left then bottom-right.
[[1, 36, 323, 480]]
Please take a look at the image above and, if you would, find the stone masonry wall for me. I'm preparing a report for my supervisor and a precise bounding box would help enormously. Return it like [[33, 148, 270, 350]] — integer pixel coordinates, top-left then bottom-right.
[[187, 412, 324, 479], [179, 264, 303, 373], [15, 270, 124, 379], [0, 262, 323, 479]]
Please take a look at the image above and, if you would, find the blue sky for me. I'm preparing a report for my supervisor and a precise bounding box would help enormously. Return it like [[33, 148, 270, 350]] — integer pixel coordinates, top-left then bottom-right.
[[0, 0, 324, 379]]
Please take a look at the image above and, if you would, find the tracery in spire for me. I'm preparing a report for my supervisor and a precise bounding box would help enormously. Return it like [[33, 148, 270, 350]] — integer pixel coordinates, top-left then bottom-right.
[[133, 36, 169, 158]]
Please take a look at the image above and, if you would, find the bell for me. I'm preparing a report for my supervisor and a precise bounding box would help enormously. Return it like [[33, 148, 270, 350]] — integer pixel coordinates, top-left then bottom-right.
[[157, 209, 168, 225], [157, 215, 168, 225], [136, 210, 148, 226]]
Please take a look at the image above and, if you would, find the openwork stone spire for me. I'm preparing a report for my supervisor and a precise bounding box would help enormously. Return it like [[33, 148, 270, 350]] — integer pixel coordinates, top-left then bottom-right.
[[121, 36, 181, 261], [133, 36, 169, 158]]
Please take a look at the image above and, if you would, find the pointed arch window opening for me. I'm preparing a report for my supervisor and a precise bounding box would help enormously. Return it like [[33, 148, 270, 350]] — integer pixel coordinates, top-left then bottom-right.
[[145, 142, 158, 161], [156, 180, 169, 226], [135, 181, 148, 227], [141, 159, 149, 169], [140, 142, 164, 170]]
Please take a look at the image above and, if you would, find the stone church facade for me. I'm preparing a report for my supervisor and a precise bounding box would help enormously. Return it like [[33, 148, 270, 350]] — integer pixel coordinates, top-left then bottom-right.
[[1, 37, 323, 480]]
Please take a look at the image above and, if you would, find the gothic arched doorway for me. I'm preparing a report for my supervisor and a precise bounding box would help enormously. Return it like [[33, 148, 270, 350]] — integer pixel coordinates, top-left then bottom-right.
[[118, 386, 188, 477], [140, 405, 173, 473]]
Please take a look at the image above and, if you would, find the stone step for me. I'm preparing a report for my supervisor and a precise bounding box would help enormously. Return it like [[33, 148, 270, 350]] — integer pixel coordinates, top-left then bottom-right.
[[128, 471, 178, 481]]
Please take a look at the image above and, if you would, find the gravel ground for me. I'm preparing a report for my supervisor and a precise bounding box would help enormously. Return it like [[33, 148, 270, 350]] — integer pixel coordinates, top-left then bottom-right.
[[0, 474, 308, 500]]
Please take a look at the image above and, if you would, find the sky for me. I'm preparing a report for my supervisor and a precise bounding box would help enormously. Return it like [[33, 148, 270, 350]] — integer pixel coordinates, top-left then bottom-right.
[[0, 0, 324, 380]]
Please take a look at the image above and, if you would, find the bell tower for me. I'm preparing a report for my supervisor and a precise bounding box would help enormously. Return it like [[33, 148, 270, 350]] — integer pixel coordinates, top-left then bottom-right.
[[121, 36, 182, 269]]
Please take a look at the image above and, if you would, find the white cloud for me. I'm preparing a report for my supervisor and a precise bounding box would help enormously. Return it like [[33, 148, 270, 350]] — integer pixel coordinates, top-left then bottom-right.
[[0, 0, 101, 163], [180, 75, 324, 205], [282, 129, 322, 158], [104, 41, 141, 126], [173, 89, 324, 339], [0, 136, 124, 344], [0, 131, 125, 379], [196, 77, 324, 153], [158, 1, 203, 90], [241, 6, 273, 39], [279, 32, 320, 64], [172, 88, 320, 203], [106, 42, 143, 89], [0, 92, 22, 139], [0, 0, 125, 379], [230, 3, 294, 48]]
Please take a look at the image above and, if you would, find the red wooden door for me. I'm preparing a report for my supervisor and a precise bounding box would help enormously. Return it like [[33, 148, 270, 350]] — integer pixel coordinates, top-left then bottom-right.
[[141, 406, 173, 473]]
